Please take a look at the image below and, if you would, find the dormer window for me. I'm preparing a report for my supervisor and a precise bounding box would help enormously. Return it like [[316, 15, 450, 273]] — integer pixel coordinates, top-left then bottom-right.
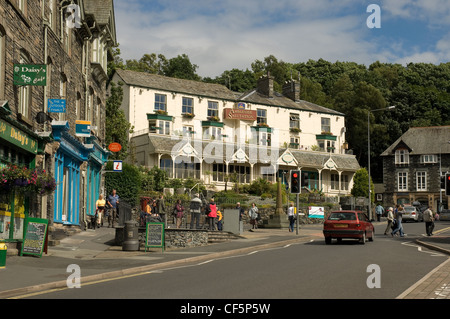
[[395, 149, 409, 164]]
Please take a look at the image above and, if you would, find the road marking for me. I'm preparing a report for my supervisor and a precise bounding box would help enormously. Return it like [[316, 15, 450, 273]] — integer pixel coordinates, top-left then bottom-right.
[[401, 241, 445, 257]]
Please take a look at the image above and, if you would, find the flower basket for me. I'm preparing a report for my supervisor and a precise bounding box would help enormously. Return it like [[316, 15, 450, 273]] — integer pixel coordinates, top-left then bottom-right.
[[0, 165, 56, 196], [207, 116, 220, 122], [290, 127, 302, 133], [182, 113, 195, 119], [257, 122, 270, 128], [155, 110, 168, 115]]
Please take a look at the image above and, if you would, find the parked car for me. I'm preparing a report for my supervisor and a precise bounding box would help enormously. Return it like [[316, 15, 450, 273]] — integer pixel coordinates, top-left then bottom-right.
[[323, 210, 374, 245], [402, 205, 423, 222]]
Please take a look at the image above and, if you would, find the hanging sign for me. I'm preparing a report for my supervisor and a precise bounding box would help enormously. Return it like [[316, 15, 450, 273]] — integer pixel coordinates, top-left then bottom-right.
[[48, 99, 67, 113], [75, 120, 91, 137], [13, 64, 47, 86], [108, 142, 122, 152]]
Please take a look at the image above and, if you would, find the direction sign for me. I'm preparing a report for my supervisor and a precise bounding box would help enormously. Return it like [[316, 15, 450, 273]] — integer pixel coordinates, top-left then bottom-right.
[[48, 99, 66, 113]]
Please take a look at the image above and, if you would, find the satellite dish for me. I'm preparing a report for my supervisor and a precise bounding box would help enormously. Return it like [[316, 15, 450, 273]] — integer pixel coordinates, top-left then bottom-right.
[[36, 112, 52, 124]]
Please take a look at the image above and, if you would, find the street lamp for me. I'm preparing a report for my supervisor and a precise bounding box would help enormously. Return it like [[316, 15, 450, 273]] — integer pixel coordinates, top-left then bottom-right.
[[367, 105, 395, 220]]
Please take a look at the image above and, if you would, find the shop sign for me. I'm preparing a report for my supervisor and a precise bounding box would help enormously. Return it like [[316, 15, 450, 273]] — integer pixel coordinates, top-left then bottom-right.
[[0, 119, 37, 154], [48, 99, 66, 113], [108, 142, 122, 152], [223, 108, 257, 121], [75, 120, 91, 137], [13, 64, 47, 86]]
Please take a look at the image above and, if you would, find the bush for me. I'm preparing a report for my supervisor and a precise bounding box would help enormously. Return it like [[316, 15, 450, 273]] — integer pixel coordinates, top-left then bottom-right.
[[105, 162, 141, 206]]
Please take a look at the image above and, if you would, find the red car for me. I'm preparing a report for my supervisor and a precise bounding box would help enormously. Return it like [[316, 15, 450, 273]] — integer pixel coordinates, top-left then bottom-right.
[[323, 210, 374, 244]]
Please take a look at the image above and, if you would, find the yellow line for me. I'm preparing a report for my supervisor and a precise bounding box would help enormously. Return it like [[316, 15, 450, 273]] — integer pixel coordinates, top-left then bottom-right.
[[434, 226, 450, 235], [9, 271, 155, 299]]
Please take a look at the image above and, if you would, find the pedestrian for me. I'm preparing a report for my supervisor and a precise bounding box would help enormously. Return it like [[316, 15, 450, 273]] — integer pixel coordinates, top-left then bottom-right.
[[392, 204, 405, 237], [190, 193, 202, 229], [236, 202, 245, 221], [287, 202, 295, 232], [217, 209, 223, 231], [249, 203, 259, 230], [95, 195, 106, 228], [106, 189, 119, 227], [423, 206, 435, 236], [384, 207, 394, 235], [157, 194, 167, 225], [205, 198, 217, 231], [174, 199, 184, 229], [375, 203, 384, 222]]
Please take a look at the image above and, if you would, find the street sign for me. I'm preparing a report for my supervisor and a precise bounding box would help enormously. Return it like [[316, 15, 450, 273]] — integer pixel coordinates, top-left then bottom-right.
[[48, 99, 66, 113], [113, 160, 122, 172], [13, 64, 47, 86], [75, 120, 91, 137]]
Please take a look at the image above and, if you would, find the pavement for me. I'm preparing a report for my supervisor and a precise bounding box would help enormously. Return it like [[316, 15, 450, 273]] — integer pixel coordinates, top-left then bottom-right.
[[0, 220, 449, 299]]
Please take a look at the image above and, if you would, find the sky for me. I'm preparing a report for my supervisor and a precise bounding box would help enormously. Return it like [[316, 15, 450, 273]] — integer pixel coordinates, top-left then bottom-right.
[[114, 0, 450, 78]]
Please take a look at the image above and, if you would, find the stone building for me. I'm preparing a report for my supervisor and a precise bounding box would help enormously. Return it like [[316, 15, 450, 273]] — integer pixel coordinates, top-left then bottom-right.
[[110, 69, 360, 197], [0, 0, 116, 247], [381, 126, 450, 211]]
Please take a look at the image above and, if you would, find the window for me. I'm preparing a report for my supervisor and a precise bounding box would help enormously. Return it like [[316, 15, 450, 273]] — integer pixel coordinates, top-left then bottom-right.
[[290, 114, 300, 129], [258, 131, 271, 147], [318, 139, 336, 153], [92, 38, 107, 71], [257, 109, 267, 125], [154, 94, 167, 112], [18, 52, 31, 118], [321, 117, 330, 133], [76, 92, 81, 120], [203, 126, 222, 140], [290, 137, 299, 149], [49, 0, 55, 30], [17, 0, 26, 12], [395, 149, 409, 164], [182, 125, 194, 137], [398, 172, 408, 191], [416, 171, 427, 191], [87, 88, 94, 122], [207, 101, 218, 118], [182, 97, 193, 115], [331, 174, 340, 190], [59, 74, 67, 121], [0, 28, 5, 98], [420, 155, 437, 164], [149, 119, 170, 135]]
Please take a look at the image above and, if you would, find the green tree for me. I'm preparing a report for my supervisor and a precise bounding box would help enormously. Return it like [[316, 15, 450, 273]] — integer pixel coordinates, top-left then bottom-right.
[[105, 81, 133, 160], [351, 168, 375, 203], [162, 54, 201, 81], [104, 162, 141, 206]]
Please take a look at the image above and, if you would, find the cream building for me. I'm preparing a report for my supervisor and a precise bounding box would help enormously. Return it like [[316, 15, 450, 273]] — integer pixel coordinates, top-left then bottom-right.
[[110, 69, 360, 196]]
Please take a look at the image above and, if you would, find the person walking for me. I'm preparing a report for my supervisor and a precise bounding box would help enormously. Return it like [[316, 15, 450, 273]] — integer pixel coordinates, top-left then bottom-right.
[[106, 189, 119, 228], [392, 205, 405, 237], [384, 207, 394, 235], [375, 203, 384, 222], [287, 202, 295, 232], [423, 206, 435, 236], [249, 203, 259, 230], [205, 198, 217, 231], [95, 195, 106, 228], [189, 193, 202, 229]]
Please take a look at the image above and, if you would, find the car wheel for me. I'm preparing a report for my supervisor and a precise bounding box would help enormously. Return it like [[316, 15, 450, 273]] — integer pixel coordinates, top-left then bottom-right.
[[360, 232, 366, 244], [325, 237, 332, 245]]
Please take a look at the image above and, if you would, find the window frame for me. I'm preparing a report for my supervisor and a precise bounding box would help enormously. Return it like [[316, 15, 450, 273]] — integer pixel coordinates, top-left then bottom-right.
[[397, 172, 408, 191], [154, 93, 167, 112], [182, 97, 194, 115]]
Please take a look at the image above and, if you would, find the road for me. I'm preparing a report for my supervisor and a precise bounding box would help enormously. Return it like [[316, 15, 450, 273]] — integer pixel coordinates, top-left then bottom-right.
[[22, 221, 448, 301]]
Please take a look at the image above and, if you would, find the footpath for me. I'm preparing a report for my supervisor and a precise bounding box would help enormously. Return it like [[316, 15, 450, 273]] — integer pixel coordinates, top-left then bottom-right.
[[0, 221, 449, 299]]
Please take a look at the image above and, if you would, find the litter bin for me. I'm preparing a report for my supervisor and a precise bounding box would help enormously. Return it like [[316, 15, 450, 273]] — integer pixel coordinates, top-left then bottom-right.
[[122, 221, 140, 251], [0, 242, 7, 269]]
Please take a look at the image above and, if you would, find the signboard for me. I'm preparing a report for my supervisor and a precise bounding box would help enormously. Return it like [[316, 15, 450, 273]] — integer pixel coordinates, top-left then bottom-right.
[[113, 160, 122, 172], [308, 206, 325, 219], [20, 218, 49, 257], [237, 102, 246, 109], [108, 142, 122, 152], [48, 99, 67, 113], [13, 64, 47, 86], [145, 222, 165, 252], [223, 108, 257, 121], [0, 119, 38, 154], [75, 120, 91, 137]]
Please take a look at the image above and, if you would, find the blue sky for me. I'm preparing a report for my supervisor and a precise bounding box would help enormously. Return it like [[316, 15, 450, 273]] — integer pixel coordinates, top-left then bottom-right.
[[114, 0, 450, 77]]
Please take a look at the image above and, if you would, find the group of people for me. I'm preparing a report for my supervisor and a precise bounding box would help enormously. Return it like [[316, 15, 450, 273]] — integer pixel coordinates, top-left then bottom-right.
[[93, 189, 120, 228], [140, 195, 167, 226], [189, 194, 224, 231], [382, 204, 437, 237]]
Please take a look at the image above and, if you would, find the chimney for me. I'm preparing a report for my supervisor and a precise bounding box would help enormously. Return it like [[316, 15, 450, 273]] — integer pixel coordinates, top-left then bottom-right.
[[257, 73, 274, 98], [282, 79, 300, 102]]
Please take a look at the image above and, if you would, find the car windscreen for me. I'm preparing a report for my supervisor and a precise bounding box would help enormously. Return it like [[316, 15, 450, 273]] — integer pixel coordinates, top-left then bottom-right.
[[404, 207, 416, 212], [328, 213, 357, 221]]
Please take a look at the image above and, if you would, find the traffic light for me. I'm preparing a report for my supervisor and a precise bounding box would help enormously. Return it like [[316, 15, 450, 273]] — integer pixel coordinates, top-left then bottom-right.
[[441, 175, 446, 190], [290, 170, 301, 194], [446, 173, 450, 196]]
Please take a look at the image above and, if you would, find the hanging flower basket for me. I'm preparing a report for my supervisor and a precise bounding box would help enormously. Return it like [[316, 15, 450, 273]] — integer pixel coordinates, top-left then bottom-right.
[[0, 165, 56, 196]]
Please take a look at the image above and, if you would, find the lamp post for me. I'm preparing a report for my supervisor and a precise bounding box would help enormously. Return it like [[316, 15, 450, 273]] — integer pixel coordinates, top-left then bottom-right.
[[367, 106, 395, 220]]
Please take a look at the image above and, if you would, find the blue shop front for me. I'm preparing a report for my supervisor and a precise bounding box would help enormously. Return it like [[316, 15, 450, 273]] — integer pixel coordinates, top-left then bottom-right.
[[51, 122, 93, 226]]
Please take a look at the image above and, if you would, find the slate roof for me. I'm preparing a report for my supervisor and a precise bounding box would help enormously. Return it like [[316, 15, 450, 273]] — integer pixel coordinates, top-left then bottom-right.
[[113, 69, 345, 116], [381, 126, 450, 156], [145, 135, 360, 171], [84, 0, 114, 25]]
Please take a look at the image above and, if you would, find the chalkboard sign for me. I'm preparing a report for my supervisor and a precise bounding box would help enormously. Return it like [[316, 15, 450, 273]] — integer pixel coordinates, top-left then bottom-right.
[[145, 222, 164, 252], [20, 218, 48, 257]]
